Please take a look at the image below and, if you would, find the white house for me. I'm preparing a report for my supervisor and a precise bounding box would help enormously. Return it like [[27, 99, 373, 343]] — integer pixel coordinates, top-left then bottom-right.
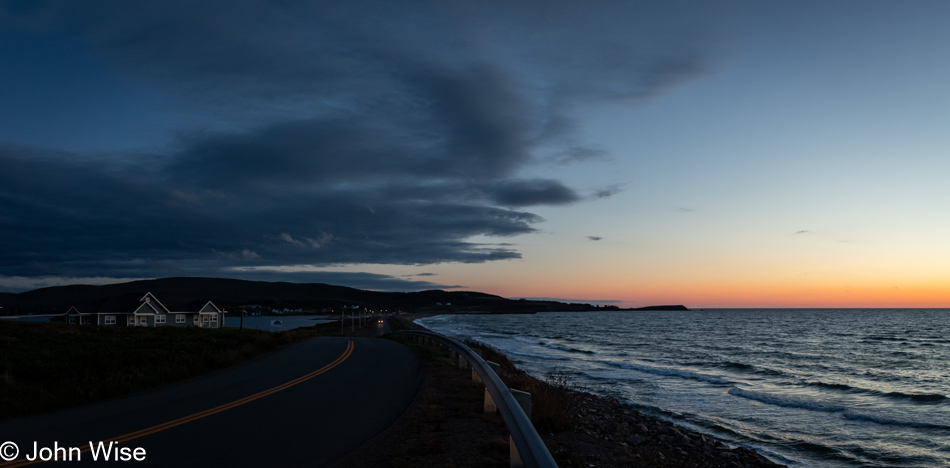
[[64, 292, 226, 328]]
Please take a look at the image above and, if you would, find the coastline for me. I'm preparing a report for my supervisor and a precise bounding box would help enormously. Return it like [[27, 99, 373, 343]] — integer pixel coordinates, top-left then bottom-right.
[[396, 313, 785, 467]]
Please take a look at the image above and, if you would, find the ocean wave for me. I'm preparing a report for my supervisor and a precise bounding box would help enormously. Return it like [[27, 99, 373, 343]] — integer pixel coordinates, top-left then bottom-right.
[[805, 381, 854, 391], [864, 335, 908, 341], [506, 349, 571, 361], [416, 315, 450, 323], [842, 412, 950, 430], [583, 370, 642, 382], [882, 391, 948, 403], [728, 387, 846, 413], [475, 332, 516, 339], [513, 335, 540, 344], [603, 361, 732, 384], [720, 361, 754, 370], [540, 342, 596, 354], [729, 387, 950, 430], [787, 441, 844, 456], [711, 361, 788, 377], [804, 381, 948, 404]]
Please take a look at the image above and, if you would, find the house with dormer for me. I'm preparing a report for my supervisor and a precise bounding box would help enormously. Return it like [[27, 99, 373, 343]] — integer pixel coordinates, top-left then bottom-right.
[[64, 292, 226, 328]]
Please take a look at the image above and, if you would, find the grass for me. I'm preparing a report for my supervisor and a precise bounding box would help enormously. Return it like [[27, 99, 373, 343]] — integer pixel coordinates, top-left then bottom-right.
[[464, 340, 581, 433], [0, 320, 340, 420]]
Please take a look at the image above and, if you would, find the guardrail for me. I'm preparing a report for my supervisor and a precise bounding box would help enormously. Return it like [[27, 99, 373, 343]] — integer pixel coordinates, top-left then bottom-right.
[[391, 329, 558, 468]]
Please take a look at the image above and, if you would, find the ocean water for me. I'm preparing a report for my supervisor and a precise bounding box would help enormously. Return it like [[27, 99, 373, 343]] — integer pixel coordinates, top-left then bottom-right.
[[223, 315, 334, 331], [417, 310, 950, 467]]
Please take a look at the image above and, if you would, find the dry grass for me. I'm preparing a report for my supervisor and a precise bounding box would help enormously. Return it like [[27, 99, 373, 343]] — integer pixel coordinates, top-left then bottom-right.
[[0, 320, 322, 420], [465, 340, 580, 433]]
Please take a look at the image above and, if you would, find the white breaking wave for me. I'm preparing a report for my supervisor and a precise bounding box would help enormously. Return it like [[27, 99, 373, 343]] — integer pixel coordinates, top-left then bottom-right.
[[728, 387, 846, 413]]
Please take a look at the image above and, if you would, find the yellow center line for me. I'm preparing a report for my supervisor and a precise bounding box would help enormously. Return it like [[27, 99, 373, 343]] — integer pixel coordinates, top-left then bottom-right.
[[1, 340, 355, 467]]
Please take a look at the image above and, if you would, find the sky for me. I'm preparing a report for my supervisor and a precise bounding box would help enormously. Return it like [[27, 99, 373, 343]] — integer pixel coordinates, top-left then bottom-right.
[[1, 1, 949, 308]]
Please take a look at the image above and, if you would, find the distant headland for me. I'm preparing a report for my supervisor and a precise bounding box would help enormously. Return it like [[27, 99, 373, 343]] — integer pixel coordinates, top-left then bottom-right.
[[630, 305, 690, 311], [0, 277, 687, 316]]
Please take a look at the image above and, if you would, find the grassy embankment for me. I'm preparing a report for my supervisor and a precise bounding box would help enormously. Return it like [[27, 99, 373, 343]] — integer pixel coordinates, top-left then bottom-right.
[[465, 341, 580, 433], [0, 319, 347, 420]]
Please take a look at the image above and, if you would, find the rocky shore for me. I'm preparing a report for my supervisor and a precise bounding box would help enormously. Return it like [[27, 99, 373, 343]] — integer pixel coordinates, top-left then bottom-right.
[[394, 314, 786, 467], [545, 390, 783, 467]]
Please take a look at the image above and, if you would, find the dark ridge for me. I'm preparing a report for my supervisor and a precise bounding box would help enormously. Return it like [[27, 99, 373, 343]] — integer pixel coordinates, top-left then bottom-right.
[[0, 277, 605, 315]]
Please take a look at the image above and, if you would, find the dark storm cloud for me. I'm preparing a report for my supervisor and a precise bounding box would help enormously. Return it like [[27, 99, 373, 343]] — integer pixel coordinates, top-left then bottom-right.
[[0, 1, 717, 283], [489, 179, 580, 207], [224, 271, 457, 292]]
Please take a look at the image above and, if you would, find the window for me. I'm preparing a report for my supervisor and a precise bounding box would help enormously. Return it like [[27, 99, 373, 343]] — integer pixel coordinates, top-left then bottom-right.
[[155, 315, 166, 324], [104, 315, 116, 325], [176, 314, 186, 324], [68, 316, 76, 324], [139, 317, 147, 326], [210, 314, 217, 322]]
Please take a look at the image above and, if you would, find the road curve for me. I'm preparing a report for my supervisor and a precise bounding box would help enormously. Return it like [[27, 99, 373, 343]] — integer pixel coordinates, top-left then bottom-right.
[[0, 337, 421, 467]]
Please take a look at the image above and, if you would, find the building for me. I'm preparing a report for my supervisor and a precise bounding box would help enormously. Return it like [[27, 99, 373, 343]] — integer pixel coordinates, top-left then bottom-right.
[[63, 292, 226, 328]]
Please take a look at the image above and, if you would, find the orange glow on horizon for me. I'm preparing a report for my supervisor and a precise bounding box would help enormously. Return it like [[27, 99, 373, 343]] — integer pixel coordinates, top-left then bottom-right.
[[459, 276, 950, 309], [422, 249, 950, 309]]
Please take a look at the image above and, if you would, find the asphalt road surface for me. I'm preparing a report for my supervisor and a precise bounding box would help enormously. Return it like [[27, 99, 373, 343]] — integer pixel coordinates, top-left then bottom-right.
[[0, 337, 420, 467]]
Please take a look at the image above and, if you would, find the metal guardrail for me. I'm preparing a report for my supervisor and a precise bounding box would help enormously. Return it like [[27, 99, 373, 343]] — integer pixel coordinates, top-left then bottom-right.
[[391, 329, 558, 468]]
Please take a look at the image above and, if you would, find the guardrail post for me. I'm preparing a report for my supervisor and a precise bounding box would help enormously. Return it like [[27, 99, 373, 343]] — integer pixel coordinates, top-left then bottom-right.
[[510, 434, 526, 468], [482, 360, 503, 410], [511, 389, 532, 419], [468, 348, 483, 379], [458, 355, 469, 369], [476, 359, 501, 383], [509, 389, 532, 468], [484, 387, 498, 413]]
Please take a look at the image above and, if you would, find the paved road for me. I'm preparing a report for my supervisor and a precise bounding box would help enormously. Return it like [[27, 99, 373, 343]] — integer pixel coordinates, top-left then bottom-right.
[[0, 337, 420, 467]]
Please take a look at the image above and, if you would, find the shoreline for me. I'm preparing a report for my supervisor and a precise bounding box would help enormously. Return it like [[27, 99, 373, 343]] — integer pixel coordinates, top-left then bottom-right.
[[398, 313, 786, 467]]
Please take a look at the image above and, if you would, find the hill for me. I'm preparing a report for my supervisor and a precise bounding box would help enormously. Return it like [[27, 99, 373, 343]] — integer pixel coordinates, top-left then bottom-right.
[[0, 277, 604, 315]]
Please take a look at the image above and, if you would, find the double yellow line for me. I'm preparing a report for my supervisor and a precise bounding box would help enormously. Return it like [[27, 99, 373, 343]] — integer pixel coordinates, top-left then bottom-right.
[[1, 340, 355, 467]]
